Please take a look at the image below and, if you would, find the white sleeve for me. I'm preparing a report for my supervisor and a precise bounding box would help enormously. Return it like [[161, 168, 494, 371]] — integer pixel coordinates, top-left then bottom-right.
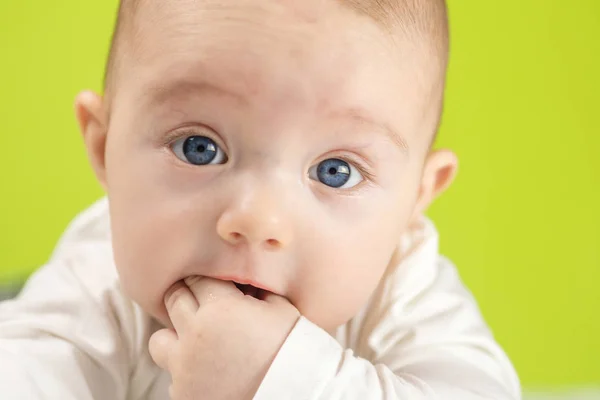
[[255, 258, 521, 400], [0, 259, 132, 400]]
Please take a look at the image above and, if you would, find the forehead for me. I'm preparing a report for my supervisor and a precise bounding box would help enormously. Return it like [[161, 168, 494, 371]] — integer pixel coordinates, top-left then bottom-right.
[[127, 0, 399, 79], [116, 0, 433, 141]]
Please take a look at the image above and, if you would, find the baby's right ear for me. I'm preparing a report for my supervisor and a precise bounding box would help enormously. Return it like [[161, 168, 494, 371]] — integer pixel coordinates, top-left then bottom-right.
[[74, 91, 108, 190]]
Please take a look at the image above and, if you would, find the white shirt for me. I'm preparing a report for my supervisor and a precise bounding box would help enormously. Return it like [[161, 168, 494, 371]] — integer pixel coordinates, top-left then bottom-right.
[[0, 198, 521, 399]]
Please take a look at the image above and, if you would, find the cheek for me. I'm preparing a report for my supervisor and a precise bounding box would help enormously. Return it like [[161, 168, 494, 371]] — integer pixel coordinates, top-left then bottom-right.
[[294, 204, 408, 330], [296, 240, 396, 331], [109, 197, 194, 324], [105, 142, 220, 323]]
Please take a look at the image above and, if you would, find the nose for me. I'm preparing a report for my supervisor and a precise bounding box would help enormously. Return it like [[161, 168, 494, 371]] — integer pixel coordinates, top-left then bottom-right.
[[216, 186, 293, 250]]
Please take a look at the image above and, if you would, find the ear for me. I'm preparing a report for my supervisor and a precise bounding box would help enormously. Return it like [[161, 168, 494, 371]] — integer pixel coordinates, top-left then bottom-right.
[[411, 149, 458, 219], [74, 91, 109, 190]]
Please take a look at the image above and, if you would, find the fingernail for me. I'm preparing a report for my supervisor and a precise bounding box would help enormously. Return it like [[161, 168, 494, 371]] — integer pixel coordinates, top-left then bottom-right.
[[163, 282, 185, 307], [184, 276, 202, 286]]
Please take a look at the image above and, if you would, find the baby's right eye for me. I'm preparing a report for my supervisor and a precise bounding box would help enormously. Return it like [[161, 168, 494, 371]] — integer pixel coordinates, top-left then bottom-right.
[[171, 136, 228, 166]]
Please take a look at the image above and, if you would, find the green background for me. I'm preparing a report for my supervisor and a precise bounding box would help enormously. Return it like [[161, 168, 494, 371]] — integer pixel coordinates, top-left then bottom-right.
[[0, 0, 598, 388]]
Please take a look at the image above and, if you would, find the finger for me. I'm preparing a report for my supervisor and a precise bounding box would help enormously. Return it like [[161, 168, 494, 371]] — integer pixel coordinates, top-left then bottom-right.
[[149, 329, 178, 370], [262, 292, 298, 312], [164, 281, 199, 333], [184, 276, 243, 306]]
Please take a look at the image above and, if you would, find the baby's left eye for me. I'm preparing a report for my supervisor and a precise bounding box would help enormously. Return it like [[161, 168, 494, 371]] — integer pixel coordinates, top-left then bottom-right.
[[308, 158, 364, 189]]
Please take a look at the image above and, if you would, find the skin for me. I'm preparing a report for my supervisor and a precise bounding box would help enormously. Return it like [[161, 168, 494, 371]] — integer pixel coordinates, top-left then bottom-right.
[[75, 0, 457, 395]]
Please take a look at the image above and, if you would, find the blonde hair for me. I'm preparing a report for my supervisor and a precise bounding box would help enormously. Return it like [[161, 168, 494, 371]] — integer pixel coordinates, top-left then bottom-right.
[[342, 0, 448, 53]]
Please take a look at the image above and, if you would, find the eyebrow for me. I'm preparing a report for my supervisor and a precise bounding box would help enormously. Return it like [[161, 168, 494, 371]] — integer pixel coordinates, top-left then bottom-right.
[[143, 79, 249, 108], [335, 108, 410, 154]]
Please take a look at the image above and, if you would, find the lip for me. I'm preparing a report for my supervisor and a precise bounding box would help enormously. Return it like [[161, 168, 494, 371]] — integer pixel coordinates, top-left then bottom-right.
[[212, 275, 276, 294]]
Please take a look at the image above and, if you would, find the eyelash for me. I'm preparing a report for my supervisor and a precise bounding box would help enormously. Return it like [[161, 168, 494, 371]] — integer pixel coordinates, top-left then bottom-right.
[[162, 129, 377, 184], [162, 127, 224, 149]]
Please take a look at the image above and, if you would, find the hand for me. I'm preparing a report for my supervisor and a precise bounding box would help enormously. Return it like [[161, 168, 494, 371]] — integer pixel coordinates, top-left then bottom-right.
[[149, 277, 300, 400]]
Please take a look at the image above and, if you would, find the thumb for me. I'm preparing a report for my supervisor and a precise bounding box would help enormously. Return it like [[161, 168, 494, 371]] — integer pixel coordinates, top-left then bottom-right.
[[263, 292, 299, 317], [262, 291, 290, 305], [149, 328, 177, 370]]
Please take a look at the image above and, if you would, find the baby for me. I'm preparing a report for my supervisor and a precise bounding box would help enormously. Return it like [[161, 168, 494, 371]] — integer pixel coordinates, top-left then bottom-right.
[[0, 0, 521, 399]]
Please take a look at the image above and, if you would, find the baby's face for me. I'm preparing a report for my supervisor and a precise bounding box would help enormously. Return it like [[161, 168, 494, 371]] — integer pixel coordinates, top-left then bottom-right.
[[102, 0, 441, 331]]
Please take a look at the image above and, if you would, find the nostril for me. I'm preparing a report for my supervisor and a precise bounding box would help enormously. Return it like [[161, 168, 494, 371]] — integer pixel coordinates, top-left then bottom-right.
[[266, 239, 280, 248], [230, 232, 242, 241]]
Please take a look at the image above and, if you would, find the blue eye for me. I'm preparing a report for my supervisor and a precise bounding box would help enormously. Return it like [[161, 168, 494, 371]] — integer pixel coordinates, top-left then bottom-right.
[[309, 158, 364, 189], [172, 136, 227, 166]]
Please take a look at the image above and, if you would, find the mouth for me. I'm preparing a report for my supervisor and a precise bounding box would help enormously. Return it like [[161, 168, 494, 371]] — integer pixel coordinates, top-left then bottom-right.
[[234, 282, 268, 300]]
